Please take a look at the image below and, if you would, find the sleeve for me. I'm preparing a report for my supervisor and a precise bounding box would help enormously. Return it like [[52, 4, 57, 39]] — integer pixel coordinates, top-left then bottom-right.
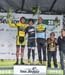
[[25, 26, 28, 33], [42, 24, 46, 31], [8, 18, 17, 28], [57, 36, 61, 45], [47, 38, 50, 44], [55, 38, 58, 45]]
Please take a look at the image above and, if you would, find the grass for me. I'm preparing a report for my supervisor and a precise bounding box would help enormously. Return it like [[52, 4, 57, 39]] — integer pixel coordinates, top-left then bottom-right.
[[0, 59, 61, 67], [0, 60, 15, 66]]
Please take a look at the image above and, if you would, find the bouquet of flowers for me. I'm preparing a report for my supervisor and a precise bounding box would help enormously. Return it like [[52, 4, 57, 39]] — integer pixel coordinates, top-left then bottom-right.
[[32, 6, 41, 16], [7, 8, 13, 18], [54, 17, 60, 27]]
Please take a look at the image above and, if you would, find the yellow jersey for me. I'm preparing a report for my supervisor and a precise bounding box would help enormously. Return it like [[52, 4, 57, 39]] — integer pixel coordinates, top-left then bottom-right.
[[8, 19, 27, 45]]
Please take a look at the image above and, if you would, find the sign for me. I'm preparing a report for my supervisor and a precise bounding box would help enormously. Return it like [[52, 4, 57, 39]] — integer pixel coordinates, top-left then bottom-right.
[[14, 65, 46, 75]]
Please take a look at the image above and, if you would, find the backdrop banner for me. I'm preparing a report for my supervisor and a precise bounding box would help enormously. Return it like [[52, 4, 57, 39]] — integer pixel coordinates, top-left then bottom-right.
[[0, 13, 63, 62]]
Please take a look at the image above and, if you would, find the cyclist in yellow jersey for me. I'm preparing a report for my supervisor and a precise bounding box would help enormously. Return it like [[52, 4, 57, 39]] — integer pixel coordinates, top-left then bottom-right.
[[8, 17, 27, 65]]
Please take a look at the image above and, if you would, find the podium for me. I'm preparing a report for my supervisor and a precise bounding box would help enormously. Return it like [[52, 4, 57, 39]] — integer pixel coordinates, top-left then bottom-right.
[[47, 68, 63, 75], [14, 65, 46, 75]]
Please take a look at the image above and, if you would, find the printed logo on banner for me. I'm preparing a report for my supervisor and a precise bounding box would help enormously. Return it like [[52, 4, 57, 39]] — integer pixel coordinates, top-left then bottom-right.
[[14, 65, 46, 75]]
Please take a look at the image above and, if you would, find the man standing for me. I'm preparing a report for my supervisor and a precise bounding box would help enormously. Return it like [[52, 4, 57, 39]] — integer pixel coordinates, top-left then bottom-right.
[[8, 17, 27, 65], [36, 17, 46, 64], [26, 19, 36, 64], [58, 29, 65, 70]]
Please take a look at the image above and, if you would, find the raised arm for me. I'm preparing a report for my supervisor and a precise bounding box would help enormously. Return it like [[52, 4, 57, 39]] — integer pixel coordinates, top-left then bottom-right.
[[7, 17, 17, 28]]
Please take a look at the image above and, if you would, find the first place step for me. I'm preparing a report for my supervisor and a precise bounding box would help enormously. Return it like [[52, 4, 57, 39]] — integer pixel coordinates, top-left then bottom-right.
[[14, 65, 46, 75]]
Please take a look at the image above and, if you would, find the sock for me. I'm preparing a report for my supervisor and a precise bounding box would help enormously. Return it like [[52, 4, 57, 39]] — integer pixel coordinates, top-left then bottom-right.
[[16, 58, 18, 63], [21, 58, 23, 63], [32, 49, 35, 62]]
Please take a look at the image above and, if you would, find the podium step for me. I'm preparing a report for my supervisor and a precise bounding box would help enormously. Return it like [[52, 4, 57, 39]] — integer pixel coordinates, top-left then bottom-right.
[[47, 68, 63, 75]]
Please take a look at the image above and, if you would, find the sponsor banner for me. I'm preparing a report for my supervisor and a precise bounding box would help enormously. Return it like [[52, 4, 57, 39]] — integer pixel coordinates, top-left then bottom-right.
[[14, 65, 46, 75]]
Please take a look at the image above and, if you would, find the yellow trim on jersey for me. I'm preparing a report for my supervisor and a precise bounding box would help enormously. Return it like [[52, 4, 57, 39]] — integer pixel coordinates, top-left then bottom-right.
[[19, 31, 25, 37], [36, 24, 46, 31]]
